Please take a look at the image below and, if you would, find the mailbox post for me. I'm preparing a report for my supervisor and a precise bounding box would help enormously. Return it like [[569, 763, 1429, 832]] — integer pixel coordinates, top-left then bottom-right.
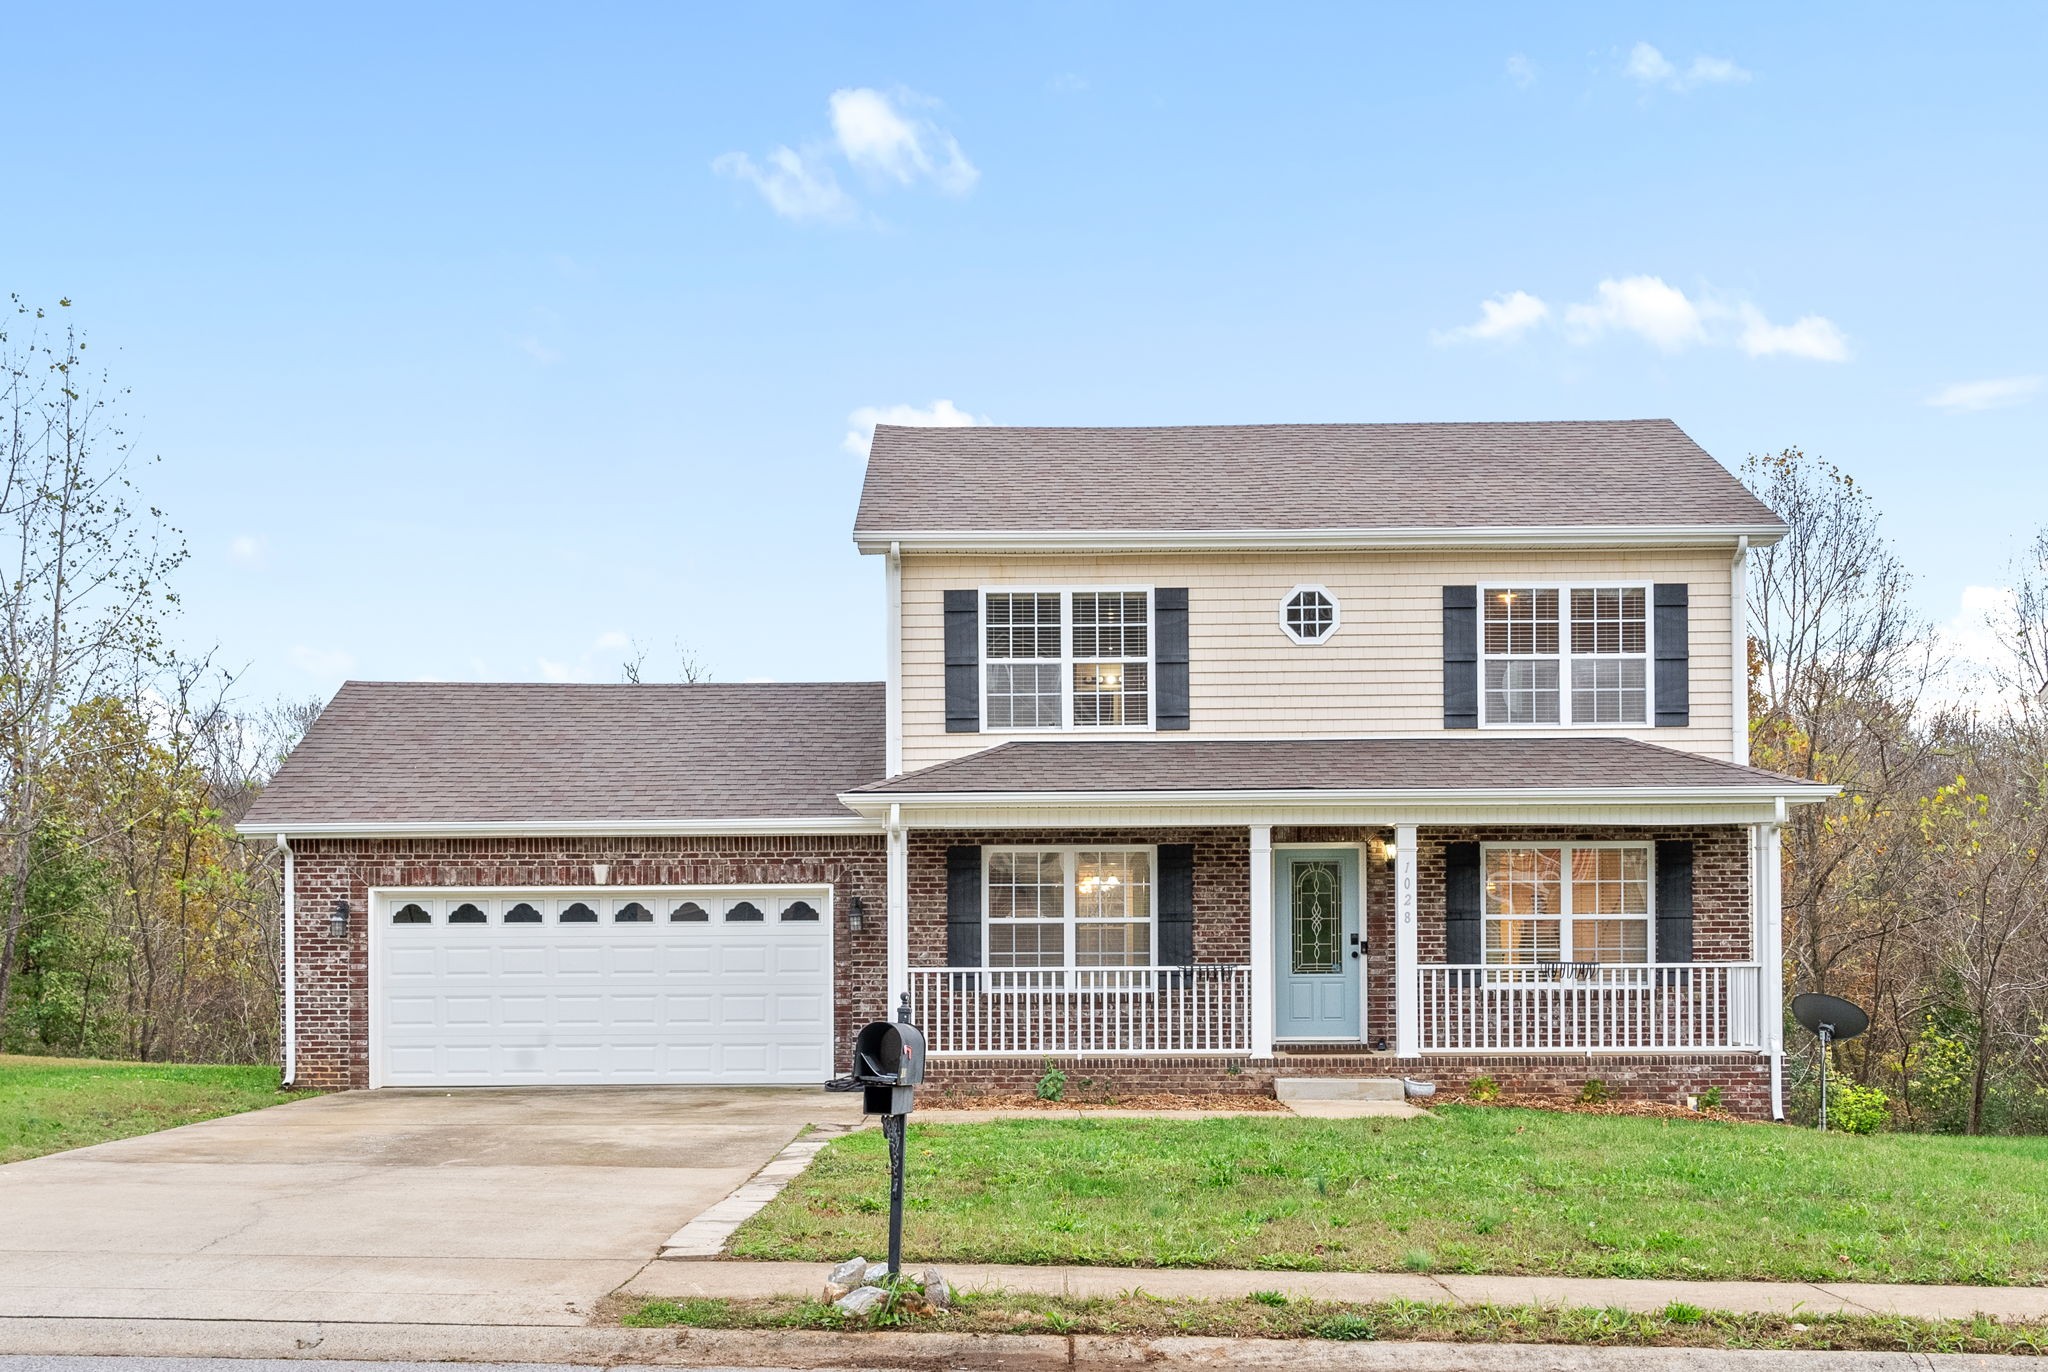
[[851, 993, 927, 1277]]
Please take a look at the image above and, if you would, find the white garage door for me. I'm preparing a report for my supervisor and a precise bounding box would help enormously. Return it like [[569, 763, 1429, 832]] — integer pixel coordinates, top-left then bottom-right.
[[373, 888, 833, 1087]]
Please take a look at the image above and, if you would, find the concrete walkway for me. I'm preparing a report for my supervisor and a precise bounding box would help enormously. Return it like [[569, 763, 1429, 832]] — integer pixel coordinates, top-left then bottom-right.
[[630, 1258, 2048, 1322]]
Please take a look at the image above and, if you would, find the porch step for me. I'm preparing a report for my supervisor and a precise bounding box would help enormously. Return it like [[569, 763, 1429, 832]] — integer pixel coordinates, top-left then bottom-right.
[[1274, 1077, 1406, 1103]]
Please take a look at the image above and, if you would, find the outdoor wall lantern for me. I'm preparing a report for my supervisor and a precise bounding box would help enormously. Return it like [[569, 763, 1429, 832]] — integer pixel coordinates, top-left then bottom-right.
[[848, 895, 866, 934], [328, 899, 350, 939], [1381, 836, 1399, 866]]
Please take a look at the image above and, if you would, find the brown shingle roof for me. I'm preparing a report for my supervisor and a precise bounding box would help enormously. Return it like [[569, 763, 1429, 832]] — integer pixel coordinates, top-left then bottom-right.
[[854, 419, 1780, 540], [851, 736, 1817, 797], [241, 681, 884, 829]]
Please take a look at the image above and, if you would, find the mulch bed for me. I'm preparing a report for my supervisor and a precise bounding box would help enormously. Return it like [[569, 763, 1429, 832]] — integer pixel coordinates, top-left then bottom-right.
[[926, 1090, 1292, 1113]]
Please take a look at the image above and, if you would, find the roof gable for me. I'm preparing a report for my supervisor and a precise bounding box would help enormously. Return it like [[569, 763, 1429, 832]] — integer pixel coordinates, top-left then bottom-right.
[[855, 419, 1780, 546]]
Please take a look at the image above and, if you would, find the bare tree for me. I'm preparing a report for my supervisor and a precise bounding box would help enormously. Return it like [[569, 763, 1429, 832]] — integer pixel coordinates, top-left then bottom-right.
[[1914, 723, 2048, 1133], [0, 298, 183, 1030]]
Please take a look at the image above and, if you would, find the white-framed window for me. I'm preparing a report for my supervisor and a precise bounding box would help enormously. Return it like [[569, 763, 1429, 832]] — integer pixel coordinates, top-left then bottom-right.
[[1481, 842, 1652, 966], [1280, 585, 1339, 644], [1480, 584, 1649, 726], [982, 588, 1152, 731], [984, 846, 1155, 988]]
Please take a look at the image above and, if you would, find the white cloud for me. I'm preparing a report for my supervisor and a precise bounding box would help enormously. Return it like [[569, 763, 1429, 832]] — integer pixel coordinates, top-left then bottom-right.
[[1564, 275, 1707, 351], [1737, 306, 1849, 362], [1441, 275, 1846, 362], [1926, 375, 2044, 413], [1627, 42, 1751, 92], [829, 88, 978, 195], [716, 87, 975, 222], [844, 399, 988, 457], [594, 630, 632, 651], [229, 535, 264, 566], [1506, 54, 1536, 89], [289, 645, 355, 678], [536, 656, 584, 683], [1433, 290, 1550, 345], [1626, 41, 1676, 84], [712, 145, 856, 223], [514, 333, 562, 365]]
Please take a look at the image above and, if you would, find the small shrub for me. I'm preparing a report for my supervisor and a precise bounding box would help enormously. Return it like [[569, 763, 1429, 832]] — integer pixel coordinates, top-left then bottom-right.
[[1312, 1312, 1377, 1341], [1468, 1074, 1501, 1102], [1697, 1085, 1724, 1111], [1828, 1078, 1891, 1135], [1578, 1078, 1611, 1105], [1036, 1060, 1067, 1102]]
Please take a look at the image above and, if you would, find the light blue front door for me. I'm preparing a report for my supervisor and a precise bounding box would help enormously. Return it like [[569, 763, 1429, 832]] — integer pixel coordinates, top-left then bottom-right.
[[1274, 849, 1361, 1040]]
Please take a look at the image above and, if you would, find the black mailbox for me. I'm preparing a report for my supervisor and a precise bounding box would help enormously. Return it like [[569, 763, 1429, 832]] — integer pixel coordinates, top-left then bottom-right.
[[853, 1017, 926, 1116]]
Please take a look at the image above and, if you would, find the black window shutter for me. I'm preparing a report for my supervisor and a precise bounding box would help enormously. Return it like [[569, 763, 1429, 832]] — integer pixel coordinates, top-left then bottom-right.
[[944, 590, 980, 733], [1444, 841, 1482, 964], [1653, 583, 1690, 728], [1443, 587, 1479, 729], [1655, 840, 1695, 963], [1155, 588, 1190, 731], [946, 845, 982, 967], [1156, 843, 1195, 965]]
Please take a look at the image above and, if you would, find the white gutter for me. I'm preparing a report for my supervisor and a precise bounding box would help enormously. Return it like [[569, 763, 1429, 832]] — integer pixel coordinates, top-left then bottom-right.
[[234, 816, 885, 840], [838, 782, 1839, 816], [854, 523, 1789, 556], [275, 833, 296, 1088]]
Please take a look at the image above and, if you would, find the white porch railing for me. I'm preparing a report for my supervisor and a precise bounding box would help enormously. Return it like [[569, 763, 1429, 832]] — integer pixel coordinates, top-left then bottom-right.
[[1417, 962, 1764, 1053], [909, 965, 1253, 1056]]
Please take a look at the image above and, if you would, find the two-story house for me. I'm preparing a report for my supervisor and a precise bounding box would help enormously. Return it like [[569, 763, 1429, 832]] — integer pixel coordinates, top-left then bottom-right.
[[243, 420, 1833, 1117]]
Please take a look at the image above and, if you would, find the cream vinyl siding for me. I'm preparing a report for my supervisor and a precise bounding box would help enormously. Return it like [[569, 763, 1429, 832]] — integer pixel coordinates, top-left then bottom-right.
[[899, 548, 1738, 771]]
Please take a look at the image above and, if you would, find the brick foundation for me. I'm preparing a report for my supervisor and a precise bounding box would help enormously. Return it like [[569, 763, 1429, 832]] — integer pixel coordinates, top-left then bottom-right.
[[922, 1051, 1773, 1118]]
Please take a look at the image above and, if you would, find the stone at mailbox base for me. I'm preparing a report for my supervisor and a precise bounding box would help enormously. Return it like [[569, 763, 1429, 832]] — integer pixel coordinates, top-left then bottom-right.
[[834, 1285, 889, 1317]]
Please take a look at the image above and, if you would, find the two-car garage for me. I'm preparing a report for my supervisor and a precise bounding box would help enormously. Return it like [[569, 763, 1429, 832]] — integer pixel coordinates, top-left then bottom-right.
[[372, 886, 835, 1087]]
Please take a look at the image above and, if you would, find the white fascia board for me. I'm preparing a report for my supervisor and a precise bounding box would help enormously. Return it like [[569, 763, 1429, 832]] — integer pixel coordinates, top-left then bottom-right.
[[235, 816, 886, 841], [837, 782, 1837, 820], [853, 524, 1788, 556]]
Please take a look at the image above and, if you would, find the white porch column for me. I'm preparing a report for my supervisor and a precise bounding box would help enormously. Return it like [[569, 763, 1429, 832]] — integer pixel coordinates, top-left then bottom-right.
[[1394, 825, 1420, 1057], [886, 804, 909, 1017], [1248, 824, 1274, 1058], [1762, 819, 1787, 1119]]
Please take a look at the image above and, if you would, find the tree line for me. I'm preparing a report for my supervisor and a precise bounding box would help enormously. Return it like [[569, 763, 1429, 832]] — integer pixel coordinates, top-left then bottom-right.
[[2, 298, 2044, 1132]]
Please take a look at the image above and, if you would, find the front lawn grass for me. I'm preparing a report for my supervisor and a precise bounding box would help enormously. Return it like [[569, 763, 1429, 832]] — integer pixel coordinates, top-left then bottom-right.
[[620, 1291, 2048, 1356], [731, 1106, 2048, 1285], [0, 1053, 294, 1164]]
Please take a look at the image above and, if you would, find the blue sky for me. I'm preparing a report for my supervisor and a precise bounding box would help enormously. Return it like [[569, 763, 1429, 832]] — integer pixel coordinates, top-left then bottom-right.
[[5, 3, 2042, 703]]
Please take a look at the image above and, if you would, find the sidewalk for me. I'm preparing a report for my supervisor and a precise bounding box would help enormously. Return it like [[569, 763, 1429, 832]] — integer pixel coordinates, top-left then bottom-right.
[[630, 1258, 2048, 1323]]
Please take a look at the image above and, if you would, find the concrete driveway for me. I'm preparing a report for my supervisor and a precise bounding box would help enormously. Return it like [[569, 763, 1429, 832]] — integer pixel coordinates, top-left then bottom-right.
[[0, 1087, 860, 1326]]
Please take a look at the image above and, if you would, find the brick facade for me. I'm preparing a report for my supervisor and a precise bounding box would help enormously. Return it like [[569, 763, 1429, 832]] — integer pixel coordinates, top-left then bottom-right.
[[287, 834, 887, 1089], [289, 822, 1762, 1113]]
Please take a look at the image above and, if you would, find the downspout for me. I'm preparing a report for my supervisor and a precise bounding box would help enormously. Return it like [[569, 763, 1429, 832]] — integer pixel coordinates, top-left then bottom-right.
[[1731, 535, 1750, 765], [276, 833, 296, 1088], [885, 541, 903, 778]]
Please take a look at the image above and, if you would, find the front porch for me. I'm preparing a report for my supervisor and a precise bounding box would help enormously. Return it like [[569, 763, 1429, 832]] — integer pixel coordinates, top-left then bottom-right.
[[883, 820, 1786, 1114], [844, 736, 1827, 1117]]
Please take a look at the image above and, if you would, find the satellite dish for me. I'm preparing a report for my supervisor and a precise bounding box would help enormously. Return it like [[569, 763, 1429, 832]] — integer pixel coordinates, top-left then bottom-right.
[[1790, 992, 1870, 1133], [1791, 992, 1869, 1043]]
